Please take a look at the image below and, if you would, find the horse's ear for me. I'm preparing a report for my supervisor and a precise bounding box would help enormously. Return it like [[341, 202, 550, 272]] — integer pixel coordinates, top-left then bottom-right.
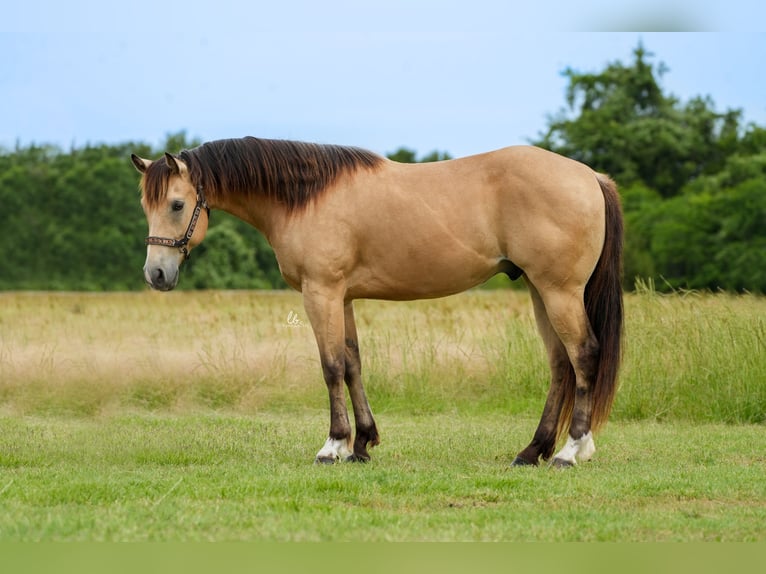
[[131, 154, 151, 174], [164, 153, 179, 175], [164, 153, 183, 176]]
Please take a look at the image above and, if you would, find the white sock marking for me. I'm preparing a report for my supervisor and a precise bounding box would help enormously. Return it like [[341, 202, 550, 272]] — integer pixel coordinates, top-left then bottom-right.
[[315, 437, 353, 462], [577, 431, 596, 462], [553, 431, 595, 465]]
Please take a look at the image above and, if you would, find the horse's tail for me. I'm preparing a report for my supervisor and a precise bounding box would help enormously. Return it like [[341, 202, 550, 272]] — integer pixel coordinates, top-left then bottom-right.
[[585, 174, 624, 433], [554, 174, 624, 444]]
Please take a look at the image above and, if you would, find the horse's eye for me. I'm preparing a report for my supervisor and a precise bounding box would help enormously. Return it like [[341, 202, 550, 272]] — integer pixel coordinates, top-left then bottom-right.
[[171, 200, 184, 212]]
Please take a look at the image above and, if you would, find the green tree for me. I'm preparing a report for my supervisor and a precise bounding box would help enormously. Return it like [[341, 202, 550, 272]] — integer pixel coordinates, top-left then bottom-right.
[[620, 182, 662, 284], [387, 147, 452, 163], [184, 218, 270, 290], [535, 43, 742, 198], [534, 42, 765, 292], [649, 155, 766, 292], [163, 131, 202, 154]]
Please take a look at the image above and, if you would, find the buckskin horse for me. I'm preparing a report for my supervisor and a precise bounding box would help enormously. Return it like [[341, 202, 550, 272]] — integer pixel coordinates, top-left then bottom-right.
[[132, 137, 623, 467]]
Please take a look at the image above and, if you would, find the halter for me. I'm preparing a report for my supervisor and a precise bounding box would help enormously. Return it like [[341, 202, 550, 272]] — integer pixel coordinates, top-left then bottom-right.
[[145, 184, 210, 260]]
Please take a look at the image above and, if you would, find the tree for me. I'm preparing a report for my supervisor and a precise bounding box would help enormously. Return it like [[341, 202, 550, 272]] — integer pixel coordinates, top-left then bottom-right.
[[387, 147, 452, 163], [535, 43, 742, 198], [184, 218, 270, 289], [0, 137, 449, 291], [649, 156, 766, 292], [533, 42, 766, 292]]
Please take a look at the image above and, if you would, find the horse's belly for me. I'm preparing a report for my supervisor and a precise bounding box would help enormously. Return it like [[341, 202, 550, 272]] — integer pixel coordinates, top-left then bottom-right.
[[345, 253, 501, 301]]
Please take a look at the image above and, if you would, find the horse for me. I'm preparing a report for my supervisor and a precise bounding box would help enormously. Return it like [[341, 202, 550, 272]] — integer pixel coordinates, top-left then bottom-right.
[[131, 136, 623, 467]]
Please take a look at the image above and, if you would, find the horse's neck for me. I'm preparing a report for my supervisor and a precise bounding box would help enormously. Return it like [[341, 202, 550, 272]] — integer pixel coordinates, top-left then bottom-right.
[[213, 187, 286, 244]]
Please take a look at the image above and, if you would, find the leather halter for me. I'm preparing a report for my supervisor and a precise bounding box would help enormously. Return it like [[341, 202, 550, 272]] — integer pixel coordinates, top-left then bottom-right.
[[145, 184, 210, 260]]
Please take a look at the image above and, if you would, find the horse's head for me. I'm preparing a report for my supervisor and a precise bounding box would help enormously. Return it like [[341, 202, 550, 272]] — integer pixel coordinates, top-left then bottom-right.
[[131, 152, 210, 291]]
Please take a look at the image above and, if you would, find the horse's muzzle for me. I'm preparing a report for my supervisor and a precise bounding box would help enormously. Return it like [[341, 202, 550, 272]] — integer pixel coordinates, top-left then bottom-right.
[[144, 264, 179, 291]]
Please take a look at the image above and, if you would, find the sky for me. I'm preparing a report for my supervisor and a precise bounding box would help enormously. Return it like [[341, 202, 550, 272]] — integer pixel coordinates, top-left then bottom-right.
[[2, 1, 765, 159]]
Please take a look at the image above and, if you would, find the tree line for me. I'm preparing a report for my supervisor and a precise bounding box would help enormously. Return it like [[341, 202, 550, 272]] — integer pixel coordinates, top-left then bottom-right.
[[1, 44, 764, 292], [0, 134, 452, 291], [534, 44, 766, 293]]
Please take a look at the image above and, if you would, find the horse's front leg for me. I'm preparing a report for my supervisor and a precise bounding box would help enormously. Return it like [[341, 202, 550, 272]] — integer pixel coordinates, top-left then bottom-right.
[[344, 301, 379, 461], [303, 284, 354, 464]]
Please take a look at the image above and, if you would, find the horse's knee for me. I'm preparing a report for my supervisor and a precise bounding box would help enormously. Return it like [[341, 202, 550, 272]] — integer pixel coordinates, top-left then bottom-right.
[[321, 356, 345, 384]]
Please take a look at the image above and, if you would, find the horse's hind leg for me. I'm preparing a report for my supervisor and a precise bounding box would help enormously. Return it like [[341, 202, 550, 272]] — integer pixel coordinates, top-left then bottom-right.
[[343, 302, 380, 462], [539, 286, 600, 468], [512, 280, 572, 466]]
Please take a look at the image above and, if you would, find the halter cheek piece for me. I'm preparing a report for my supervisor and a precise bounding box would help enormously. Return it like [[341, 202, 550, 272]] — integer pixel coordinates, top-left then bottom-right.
[[145, 184, 210, 260]]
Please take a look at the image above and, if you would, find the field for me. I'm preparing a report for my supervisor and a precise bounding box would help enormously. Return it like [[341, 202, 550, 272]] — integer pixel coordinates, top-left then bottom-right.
[[0, 289, 764, 541]]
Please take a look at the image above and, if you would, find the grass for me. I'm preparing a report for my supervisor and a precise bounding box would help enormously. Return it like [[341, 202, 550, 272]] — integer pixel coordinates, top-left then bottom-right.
[[0, 412, 763, 541], [0, 289, 764, 540], [1, 289, 763, 422]]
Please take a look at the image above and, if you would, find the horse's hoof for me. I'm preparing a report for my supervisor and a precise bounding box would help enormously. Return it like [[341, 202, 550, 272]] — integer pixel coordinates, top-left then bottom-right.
[[344, 453, 370, 463], [550, 457, 575, 469], [314, 456, 337, 465], [511, 456, 538, 467]]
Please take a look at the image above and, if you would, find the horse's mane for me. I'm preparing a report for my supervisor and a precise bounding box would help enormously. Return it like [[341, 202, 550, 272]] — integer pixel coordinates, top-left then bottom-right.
[[140, 137, 383, 212]]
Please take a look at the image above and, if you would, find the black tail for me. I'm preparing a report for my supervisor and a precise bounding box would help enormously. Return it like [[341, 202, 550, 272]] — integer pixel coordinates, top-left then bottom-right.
[[587, 174, 624, 432], [555, 174, 624, 442]]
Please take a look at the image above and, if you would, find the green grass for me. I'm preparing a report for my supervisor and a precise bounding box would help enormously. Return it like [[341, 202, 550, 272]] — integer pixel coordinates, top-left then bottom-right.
[[0, 412, 763, 541], [0, 289, 764, 541]]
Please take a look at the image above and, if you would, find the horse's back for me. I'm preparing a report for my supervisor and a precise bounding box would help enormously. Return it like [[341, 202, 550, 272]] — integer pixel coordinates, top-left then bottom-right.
[[375, 146, 606, 277]]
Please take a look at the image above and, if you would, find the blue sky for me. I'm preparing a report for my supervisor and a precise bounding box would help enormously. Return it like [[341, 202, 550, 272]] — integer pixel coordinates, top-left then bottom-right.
[[2, 1, 765, 158]]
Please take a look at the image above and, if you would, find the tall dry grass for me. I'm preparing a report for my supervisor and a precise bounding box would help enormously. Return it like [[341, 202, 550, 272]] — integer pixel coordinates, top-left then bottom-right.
[[0, 289, 764, 423], [0, 291, 317, 415], [617, 285, 766, 423]]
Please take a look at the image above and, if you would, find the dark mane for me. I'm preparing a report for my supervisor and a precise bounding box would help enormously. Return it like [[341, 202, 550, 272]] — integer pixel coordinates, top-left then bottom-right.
[[141, 137, 383, 212]]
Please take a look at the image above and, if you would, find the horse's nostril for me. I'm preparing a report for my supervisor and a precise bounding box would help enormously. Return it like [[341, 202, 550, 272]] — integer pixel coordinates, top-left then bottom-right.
[[154, 268, 165, 286]]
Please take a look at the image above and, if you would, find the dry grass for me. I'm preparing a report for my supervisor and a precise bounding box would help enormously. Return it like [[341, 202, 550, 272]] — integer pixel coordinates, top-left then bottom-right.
[[0, 289, 764, 423], [0, 290, 542, 416], [0, 291, 317, 414]]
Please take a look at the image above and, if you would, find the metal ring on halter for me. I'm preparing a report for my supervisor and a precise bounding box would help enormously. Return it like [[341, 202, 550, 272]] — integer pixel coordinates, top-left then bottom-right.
[[145, 184, 209, 260]]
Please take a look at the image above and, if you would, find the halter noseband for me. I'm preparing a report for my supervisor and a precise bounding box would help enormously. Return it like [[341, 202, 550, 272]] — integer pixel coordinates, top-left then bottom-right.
[[145, 184, 210, 260]]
